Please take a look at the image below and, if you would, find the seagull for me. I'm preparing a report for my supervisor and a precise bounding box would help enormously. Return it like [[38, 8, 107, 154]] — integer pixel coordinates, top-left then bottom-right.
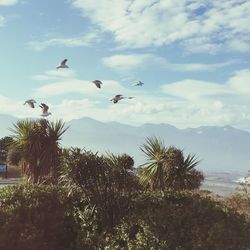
[[56, 59, 69, 69], [133, 80, 144, 86], [110, 95, 135, 104], [92, 80, 103, 89], [110, 94, 124, 103], [23, 99, 36, 108], [39, 103, 52, 117]]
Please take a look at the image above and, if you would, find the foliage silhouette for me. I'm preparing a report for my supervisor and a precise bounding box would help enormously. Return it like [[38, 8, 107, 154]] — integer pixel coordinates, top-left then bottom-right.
[[138, 137, 204, 191], [8, 119, 67, 183]]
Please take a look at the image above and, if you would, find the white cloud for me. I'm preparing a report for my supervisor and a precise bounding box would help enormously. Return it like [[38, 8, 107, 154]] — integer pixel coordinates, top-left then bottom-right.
[[3, 68, 250, 131], [168, 61, 236, 72], [28, 31, 100, 51], [156, 68, 250, 129], [102, 54, 161, 71], [102, 53, 236, 72], [70, 0, 250, 53], [229, 40, 250, 52], [44, 90, 250, 130], [34, 79, 128, 98], [228, 69, 250, 94], [52, 99, 99, 121], [0, 95, 40, 118], [29, 67, 250, 130], [32, 69, 77, 81], [0, 0, 18, 6], [162, 69, 250, 101], [161, 79, 231, 101], [35, 80, 99, 97], [0, 16, 5, 27]]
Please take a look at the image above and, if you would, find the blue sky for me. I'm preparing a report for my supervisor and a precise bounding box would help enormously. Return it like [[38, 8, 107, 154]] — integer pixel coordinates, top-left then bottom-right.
[[0, 0, 250, 130]]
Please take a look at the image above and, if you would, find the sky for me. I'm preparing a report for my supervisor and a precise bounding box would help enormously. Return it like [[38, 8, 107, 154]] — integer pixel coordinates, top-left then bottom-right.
[[0, 0, 250, 130]]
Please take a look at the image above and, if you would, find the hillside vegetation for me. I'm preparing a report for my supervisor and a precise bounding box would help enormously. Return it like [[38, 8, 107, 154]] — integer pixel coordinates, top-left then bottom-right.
[[0, 119, 249, 249]]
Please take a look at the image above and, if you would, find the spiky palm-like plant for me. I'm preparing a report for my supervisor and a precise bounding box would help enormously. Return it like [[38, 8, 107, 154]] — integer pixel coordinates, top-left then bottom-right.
[[138, 137, 169, 191], [8, 119, 68, 183], [104, 153, 140, 193], [165, 147, 203, 190], [40, 119, 68, 181], [138, 137, 204, 191]]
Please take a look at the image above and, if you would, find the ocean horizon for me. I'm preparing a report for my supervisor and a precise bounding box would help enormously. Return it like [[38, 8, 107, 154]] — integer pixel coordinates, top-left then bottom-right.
[[201, 171, 249, 197]]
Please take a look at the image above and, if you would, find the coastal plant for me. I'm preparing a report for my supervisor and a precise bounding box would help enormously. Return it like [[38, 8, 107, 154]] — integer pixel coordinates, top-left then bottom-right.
[[0, 136, 13, 163], [225, 171, 250, 219], [59, 148, 142, 247], [0, 184, 78, 250], [8, 119, 68, 184], [138, 137, 204, 191], [0, 183, 249, 249]]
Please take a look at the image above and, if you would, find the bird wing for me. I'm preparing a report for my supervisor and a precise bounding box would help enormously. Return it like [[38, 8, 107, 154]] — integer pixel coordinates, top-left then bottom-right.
[[24, 99, 35, 106], [60, 59, 67, 66], [133, 81, 143, 86], [115, 94, 123, 98], [92, 80, 102, 88], [29, 102, 35, 108], [40, 103, 49, 112]]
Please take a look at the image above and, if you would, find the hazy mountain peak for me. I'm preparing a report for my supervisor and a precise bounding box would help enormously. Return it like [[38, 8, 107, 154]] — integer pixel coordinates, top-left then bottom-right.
[[0, 114, 250, 172]]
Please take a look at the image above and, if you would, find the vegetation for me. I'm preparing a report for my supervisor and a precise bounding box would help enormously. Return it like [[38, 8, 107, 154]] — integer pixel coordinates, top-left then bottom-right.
[[0, 185, 249, 250], [101, 191, 250, 249], [0, 120, 249, 249], [0, 185, 78, 250], [0, 136, 13, 163], [8, 119, 68, 183], [138, 137, 204, 191], [225, 172, 250, 220], [60, 148, 141, 234]]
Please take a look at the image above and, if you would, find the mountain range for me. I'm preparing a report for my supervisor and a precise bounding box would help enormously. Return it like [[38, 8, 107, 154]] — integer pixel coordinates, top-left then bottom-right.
[[1, 114, 249, 173]]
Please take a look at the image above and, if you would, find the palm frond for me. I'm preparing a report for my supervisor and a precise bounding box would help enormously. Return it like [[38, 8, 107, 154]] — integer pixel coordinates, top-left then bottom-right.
[[183, 154, 201, 171]]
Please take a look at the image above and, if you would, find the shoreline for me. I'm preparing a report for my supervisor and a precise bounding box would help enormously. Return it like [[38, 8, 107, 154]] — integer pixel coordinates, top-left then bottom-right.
[[0, 177, 243, 198]]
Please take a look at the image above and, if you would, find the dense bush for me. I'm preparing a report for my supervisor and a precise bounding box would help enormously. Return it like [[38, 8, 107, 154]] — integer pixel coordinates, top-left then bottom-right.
[[0, 185, 79, 250], [138, 137, 204, 191], [5, 165, 21, 178], [60, 148, 141, 232], [8, 119, 67, 184], [0, 136, 13, 163], [0, 185, 249, 249], [102, 191, 250, 250], [225, 192, 250, 220]]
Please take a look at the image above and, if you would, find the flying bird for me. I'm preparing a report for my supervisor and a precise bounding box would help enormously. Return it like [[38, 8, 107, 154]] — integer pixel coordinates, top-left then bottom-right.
[[56, 59, 69, 69], [39, 103, 51, 117], [92, 80, 103, 89], [23, 99, 36, 108], [133, 80, 144, 86], [110, 95, 135, 104], [110, 94, 124, 103]]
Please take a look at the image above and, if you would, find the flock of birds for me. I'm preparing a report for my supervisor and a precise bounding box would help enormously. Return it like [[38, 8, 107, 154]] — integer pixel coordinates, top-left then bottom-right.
[[23, 59, 145, 117]]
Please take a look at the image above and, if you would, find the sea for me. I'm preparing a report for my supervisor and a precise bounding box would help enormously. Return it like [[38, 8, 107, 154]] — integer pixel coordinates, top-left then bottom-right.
[[201, 171, 250, 197], [0, 172, 249, 197]]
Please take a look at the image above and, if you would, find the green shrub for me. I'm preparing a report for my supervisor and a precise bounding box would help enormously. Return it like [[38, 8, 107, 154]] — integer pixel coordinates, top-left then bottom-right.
[[102, 191, 250, 250], [60, 148, 141, 233], [225, 192, 250, 220], [102, 219, 167, 249], [0, 185, 79, 250], [0, 182, 249, 249]]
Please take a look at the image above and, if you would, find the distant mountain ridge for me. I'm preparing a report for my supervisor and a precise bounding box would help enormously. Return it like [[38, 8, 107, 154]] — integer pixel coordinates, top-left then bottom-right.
[[0, 114, 249, 172]]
